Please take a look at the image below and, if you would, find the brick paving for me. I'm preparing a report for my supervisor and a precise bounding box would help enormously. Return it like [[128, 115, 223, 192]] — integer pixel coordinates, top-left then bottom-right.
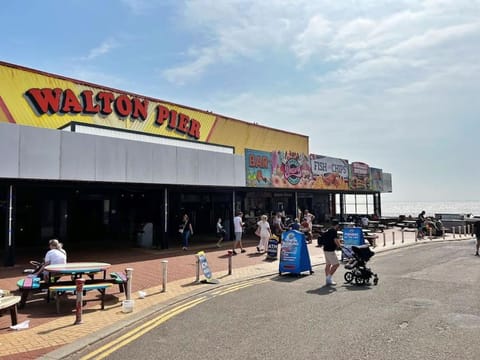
[[0, 229, 474, 359]]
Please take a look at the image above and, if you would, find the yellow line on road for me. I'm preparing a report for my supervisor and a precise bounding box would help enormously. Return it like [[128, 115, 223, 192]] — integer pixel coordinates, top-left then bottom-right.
[[81, 278, 270, 359], [80, 297, 207, 360]]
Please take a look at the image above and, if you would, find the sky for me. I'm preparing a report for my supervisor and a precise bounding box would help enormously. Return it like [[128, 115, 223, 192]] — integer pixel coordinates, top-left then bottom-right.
[[1, 0, 479, 202]]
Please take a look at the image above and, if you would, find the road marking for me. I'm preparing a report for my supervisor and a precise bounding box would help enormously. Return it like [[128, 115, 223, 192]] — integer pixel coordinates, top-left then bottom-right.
[[80, 297, 207, 360], [81, 278, 269, 359]]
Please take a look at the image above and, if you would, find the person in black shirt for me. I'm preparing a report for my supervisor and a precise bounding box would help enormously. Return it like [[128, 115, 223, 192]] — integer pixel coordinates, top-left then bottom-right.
[[323, 221, 342, 285]]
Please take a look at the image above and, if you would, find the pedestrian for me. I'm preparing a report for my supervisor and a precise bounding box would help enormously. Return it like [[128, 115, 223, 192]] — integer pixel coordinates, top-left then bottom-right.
[[232, 212, 246, 255], [216, 217, 226, 248], [290, 218, 300, 231], [256, 214, 272, 253], [303, 209, 315, 243], [475, 221, 480, 256], [272, 212, 285, 237], [322, 221, 342, 286], [179, 214, 193, 250], [35, 238, 67, 281]]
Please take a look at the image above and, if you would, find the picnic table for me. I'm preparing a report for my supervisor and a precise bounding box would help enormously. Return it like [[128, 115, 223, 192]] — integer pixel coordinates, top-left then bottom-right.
[[18, 262, 114, 310], [0, 295, 21, 326]]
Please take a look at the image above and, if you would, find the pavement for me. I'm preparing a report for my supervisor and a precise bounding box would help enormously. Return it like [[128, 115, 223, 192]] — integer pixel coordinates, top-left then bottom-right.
[[0, 228, 475, 360]]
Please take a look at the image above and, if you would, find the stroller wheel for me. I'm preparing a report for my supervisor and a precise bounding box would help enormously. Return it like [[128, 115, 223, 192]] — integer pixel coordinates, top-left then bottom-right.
[[355, 276, 365, 285], [344, 272, 354, 283]]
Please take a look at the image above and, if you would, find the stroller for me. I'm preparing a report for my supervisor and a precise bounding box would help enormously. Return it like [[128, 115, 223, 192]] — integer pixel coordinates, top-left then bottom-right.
[[342, 245, 379, 286]]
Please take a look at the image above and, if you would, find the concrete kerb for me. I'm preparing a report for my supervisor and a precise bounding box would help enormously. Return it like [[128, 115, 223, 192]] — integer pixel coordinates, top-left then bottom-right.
[[40, 235, 475, 360]]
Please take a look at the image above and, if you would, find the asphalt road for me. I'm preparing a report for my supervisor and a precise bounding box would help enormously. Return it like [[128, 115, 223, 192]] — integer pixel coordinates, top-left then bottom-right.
[[72, 240, 480, 360]]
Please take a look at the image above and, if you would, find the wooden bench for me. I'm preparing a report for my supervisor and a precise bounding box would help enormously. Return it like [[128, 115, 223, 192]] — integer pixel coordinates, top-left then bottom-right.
[[48, 282, 113, 313], [109, 271, 127, 293], [0, 296, 21, 326], [16, 276, 46, 308]]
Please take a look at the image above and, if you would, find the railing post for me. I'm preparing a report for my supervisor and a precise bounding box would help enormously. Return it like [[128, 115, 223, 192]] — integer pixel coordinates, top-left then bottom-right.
[[125, 268, 133, 300], [161, 260, 168, 292], [74, 278, 85, 325], [227, 250, 233, 275]]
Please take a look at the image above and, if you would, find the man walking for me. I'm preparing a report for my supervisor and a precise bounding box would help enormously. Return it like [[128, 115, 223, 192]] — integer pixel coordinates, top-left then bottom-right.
[[232, 211, 246, 255], [322, 221, 342, 285]]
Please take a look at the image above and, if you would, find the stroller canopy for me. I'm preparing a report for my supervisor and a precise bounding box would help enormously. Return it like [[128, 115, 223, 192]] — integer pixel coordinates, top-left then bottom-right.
[[352, 245, 375, 262]]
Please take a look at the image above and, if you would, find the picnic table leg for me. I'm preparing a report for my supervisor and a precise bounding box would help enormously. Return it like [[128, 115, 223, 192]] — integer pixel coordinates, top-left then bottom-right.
[[19, 290, 29, 309], [10, 305, 18, 326]]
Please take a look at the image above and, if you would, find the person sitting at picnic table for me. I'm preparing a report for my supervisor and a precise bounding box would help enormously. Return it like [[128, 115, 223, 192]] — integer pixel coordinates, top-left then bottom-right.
[[35, 239, 67, 281], [361, 216, 369, 228]]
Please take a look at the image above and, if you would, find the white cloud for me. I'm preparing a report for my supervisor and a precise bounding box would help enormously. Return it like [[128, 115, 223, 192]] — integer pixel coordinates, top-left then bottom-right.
[[83, 39, 119, 61]]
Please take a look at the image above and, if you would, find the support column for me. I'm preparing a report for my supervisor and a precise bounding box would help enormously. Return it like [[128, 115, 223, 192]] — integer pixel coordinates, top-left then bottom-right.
[[4, 185, 15, 267]]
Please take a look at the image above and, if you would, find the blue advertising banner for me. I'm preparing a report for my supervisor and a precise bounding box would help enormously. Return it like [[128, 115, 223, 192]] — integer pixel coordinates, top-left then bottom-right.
[[342, 227, 365, 247], [279, 230, 312, 275]]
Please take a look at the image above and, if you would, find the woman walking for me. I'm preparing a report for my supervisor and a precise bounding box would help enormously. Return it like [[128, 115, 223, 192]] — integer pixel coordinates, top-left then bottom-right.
[[256, 214, 271, 253], [180, 214, 194, 250], [216, 218, 226, 247]]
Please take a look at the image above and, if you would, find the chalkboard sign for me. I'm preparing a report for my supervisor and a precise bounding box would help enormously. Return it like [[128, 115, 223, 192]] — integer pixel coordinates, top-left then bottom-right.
[[266, 238, 279, 259]]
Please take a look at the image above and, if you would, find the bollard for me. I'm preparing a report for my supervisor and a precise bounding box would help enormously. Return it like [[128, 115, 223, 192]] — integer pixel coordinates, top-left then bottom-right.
[[429, 227, 433, 240], [195, 255, 200, 283], [458, 226, 462, 237], [415, 230, 418, 242], [442, 229, 445, 240], [463, 225, 467, 236], [467, 224, 471, 236], [125, 268, 133, 300], [452, 227, 455, 239], [392, 232, 395, 245], [383, 232, 386, 247], [74, 278, 85, 325], [401, 229, 405, 243], [227, 250, 233, 275], [161, 260, 168, 292]]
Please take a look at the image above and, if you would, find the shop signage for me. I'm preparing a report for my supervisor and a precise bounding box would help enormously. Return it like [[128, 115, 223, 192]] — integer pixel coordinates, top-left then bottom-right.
[[25, 88, 201, 139], [370, 167, 383, 192], [309, 154, 349, 190], [350, 161, 370, 190]]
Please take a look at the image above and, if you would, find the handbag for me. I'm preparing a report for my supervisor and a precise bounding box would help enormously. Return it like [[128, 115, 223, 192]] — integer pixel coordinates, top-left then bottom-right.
[[255, 227, 261, 237]]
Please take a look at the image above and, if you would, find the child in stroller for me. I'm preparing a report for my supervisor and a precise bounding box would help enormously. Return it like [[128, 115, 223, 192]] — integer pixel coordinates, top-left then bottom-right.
[[342, 245, 379, 286]]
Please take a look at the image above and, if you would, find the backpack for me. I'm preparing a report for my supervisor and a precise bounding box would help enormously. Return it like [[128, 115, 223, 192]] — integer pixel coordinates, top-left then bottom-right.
[[317, 232, 325, 247]]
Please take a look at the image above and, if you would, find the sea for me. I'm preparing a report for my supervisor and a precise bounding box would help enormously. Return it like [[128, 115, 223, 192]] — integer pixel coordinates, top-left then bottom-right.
[[381, 200, 480, 218]]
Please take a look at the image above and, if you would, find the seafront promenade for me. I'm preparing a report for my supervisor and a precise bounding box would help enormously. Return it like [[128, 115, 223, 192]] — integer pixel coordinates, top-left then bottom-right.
[[0, 227, 476, 359]]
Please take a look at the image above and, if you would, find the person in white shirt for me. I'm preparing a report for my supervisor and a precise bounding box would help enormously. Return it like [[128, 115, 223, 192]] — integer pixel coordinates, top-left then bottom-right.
[[36, 238, 67, 281], [256, 214, 272, 253], [232, 212, 246, 255]]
